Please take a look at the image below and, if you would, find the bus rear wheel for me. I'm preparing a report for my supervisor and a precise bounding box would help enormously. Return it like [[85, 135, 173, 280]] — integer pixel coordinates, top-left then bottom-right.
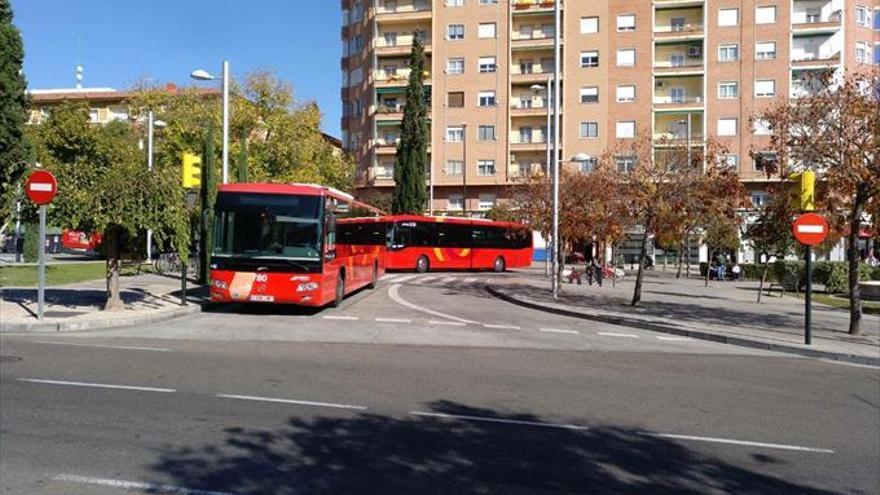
[[493, 256, 506, 273], [415, 255, 430, 273], [332, 272, 345, 307]]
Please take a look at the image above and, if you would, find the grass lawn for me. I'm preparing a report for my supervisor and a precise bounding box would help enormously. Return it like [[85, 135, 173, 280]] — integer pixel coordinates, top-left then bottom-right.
[[792, 292, 880, 316], [0, 262, 147, 288]]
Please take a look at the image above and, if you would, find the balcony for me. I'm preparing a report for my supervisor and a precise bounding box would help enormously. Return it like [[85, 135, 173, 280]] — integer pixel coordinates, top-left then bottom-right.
[[792, 0, 843, 33], [374, 68, 431, 87], [511, 32, 556, 50], [369, 165, 396, 185], [374, 137, 399, 155], [653, 95, 703, 110], [510, 134, 550, 152], [654, 22, 704, 41], [653, 112, 704, 143], [375, 36, 432, 56], [654, 6, 704, 41], [510, 102, 549, 117], [653, 59, 703, 75], [376, 104, 404, 121], [511, 66, 557, 84], [790, 69, 835, 98], [512, 0, 559, 15], [375, 1, 431, 23], [791, 33, 842, 68]]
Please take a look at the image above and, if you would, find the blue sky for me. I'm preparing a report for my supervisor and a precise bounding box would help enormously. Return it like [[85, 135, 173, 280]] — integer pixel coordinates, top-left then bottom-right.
[[11, 0, 343, 134]]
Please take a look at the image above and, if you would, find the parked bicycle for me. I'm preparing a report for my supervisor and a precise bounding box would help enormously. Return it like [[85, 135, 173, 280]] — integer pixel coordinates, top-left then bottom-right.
[[153, 252, 199, 279]]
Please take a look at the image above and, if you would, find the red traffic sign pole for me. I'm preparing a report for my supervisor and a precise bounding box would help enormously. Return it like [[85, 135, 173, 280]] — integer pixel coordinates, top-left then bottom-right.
[[24, 170, 58, 321], [792, 213, 828, 346]]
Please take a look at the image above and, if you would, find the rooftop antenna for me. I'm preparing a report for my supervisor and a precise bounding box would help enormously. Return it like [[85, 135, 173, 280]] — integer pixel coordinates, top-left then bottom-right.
[[75, 35, 83, 90], [75, 65, 83, 90]]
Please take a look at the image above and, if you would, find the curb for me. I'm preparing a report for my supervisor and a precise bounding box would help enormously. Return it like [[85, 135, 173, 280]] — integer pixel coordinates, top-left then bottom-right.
[[0, 303, 202, 333], [487, 286, 880, 367]]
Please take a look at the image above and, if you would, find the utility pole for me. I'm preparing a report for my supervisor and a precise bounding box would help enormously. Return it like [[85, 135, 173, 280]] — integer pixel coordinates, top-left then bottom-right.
[[551, 0, 561, 299], [462, 123, 467, 216]]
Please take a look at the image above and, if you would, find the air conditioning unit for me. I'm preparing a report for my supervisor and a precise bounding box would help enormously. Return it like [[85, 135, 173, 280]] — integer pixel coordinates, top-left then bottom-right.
[[687, 46, 702, 57]]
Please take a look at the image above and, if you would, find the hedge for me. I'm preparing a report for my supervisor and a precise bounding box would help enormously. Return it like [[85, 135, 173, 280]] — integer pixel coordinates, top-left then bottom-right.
[[701, 260, 877, 293]]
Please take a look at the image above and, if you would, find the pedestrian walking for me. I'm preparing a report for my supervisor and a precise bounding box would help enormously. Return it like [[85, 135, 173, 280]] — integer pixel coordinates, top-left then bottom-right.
[[592, 257, 603, 287]]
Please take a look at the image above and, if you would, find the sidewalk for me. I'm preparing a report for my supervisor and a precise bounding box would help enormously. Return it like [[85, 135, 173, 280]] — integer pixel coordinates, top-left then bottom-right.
[[491, 268, 880, 366], [0, 274, 206, 333]]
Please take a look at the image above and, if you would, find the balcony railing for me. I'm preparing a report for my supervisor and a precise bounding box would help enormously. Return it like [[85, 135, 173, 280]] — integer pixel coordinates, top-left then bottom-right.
[[510, 135, 549, 145], [375, 3, 431, 15], [653, 59, 704, 69], [654, 23, 704, 34], [512, 0, 559, 11], [377, 104, 405, 114], [654, 95, 704, 105], [375, 37, 432, 49]]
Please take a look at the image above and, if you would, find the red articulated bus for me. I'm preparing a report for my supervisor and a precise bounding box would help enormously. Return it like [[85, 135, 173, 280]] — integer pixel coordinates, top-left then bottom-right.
[[209, 183, 385, 308], [380, 215, 533, 272]]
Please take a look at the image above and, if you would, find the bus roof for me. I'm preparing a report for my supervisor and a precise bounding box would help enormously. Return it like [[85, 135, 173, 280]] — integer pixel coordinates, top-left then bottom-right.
[[379, 214, 526, 230], [217, 183, 353, 200]]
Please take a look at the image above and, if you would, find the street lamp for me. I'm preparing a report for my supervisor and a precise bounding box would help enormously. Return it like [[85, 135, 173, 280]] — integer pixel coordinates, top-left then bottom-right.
[[190, 60, 230, 184], [146, 112, 167, 261], [551, 0, 562, 299], [461, 123, 468, 216], [531, 82, 552, 278]]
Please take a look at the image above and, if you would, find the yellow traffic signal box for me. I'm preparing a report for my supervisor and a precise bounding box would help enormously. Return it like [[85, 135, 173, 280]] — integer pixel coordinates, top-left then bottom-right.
[[182, 152, 202, 189], [789, 170, 815, 212]]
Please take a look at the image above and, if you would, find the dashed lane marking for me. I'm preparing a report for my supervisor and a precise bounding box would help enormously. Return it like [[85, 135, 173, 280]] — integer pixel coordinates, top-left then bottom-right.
[[394, 275, 419, 283], [428, 320, 467, 326], [53, 474, 233, 495], [216, 393, 367, 410], [17, 378, 175, 393], [462, 277, 479, 284], [32, 341, 172, 352], [375, 318, 412, 323], [483, 323, 522, 330], [440, 277, 457, 284], [598, 332, 640, 339], [411, 411, 590, 431], [322, 315, 359, 320], [417, 276, 436, 283], [381, 275, 399, 282], [639, 432, 835, 454], [656, 336, 694, 341], [540, 328, 580, 335]]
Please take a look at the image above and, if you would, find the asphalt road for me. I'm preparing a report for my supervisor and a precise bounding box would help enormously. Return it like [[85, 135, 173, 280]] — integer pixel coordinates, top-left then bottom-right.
[[1, 271, 878, 494]]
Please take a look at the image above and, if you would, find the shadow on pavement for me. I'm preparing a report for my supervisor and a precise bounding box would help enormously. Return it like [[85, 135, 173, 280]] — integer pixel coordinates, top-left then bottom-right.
[[149, 401, 843, 495], [0, 288, 150, 311]]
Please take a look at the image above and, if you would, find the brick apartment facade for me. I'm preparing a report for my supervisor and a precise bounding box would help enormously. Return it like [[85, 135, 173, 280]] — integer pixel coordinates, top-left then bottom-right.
[[341, 0, 879, 230]]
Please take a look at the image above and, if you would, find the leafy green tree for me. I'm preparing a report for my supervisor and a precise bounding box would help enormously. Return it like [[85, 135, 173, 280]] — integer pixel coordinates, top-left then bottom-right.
[[199, 123, 217, 284], [33, 102, 189, 310], [235, 128, 249, 183], [745, 184, 798, 302], [392, 35, 429, 214], [0, 0, 30, 221]]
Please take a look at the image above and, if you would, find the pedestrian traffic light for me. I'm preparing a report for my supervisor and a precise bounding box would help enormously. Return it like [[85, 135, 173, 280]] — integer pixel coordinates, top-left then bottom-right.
[[789, 170, 815, 212], [182, 152, 202, 189]]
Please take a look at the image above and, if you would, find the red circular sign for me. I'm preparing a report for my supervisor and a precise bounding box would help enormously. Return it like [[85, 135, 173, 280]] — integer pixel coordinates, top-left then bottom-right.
[[25, 170, 58, 205], [792, 213, 829, 246]]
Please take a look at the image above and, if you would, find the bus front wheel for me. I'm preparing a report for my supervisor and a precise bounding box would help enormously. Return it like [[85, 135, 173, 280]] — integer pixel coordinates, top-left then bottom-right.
[[493, 256, 506, 273], [332, 272, 345, 307], [415, 255, 430, 273]]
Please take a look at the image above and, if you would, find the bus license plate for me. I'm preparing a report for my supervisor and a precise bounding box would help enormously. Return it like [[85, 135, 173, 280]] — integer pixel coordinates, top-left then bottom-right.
[[249, 295, 274, 302]]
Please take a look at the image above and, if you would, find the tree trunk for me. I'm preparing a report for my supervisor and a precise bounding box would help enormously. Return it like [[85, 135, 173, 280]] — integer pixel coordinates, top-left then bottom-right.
[[675, 236, 684, 279], [847, 193, 865, 335], [704, 244, 711, 287], [611, 244, 617, 288], [757, 263, 768, 303], [685, 233, 691, 279], [104, 225, 124, 311], [631, 223, 651, 307]]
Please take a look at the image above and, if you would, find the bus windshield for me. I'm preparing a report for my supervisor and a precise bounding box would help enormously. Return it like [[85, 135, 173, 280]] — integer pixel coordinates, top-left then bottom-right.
[[213, 192, 323, 261]]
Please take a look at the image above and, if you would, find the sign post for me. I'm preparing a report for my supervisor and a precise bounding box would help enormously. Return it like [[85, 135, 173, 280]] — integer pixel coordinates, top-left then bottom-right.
[[25, 170, 58, 321], [792, 212, 829, 345]]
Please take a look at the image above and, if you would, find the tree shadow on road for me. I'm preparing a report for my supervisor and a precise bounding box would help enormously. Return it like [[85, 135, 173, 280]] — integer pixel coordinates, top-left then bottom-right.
[[149, 401, 846, 495]]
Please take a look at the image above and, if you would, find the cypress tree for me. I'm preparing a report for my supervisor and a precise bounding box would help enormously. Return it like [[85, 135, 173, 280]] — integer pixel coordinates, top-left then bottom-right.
[[235, 128, 249, 183], [0, 0, 30, 218], [391, 34, 428, 214], [198, 123, 216, 284]]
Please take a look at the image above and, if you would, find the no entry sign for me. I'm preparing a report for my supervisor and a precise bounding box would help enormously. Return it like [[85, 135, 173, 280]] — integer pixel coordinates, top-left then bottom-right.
[[792, 213, 829, 246], [25, 170, 57, 205]]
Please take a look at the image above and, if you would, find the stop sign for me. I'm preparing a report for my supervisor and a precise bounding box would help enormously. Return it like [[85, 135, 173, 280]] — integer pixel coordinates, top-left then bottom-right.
[[25, 170, 57, 205], [792, 213, 829, 246]]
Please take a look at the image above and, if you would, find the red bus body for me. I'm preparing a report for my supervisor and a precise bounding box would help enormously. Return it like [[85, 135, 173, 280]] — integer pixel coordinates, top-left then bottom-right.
[[380, 215, 533, 272], [61, 229, 102, 252], [209, 183, 385, 307]]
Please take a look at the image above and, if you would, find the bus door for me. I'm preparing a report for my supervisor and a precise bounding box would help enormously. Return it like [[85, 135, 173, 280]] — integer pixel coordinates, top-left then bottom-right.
[[435, 222, 472, 270]]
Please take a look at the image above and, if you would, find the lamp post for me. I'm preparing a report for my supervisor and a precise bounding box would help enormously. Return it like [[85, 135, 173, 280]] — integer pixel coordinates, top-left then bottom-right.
[[530, 81, 552, 277], [461, 123, 467, 216], [551, 0, 561, 299], [145, 111, 167, 261], [191, 60, 230, 184]]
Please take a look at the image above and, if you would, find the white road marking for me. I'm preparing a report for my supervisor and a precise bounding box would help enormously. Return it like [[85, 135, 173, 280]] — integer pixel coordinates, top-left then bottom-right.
[[463, 277, 479, 284], [375, 318, 412, 323], [483, 323, 522, 330], [216, 393, 367, 410], [17, 378, 175, 393], [394, 275, 419, 283], [641, 432, 835, 454], [428, 320, 467, 326], [417, 276, 436, 283], [440, 276, 458, 284], [657, 336, 693, 341], [598, 332, 640, 339], [411, 411, 589, 430], [381, 274, 399, 282], [540, 328, 580, 335], [388, 284, 480, 324], [53, 474, 233, 495], [817, 358, 880, 370], [32, 341, 172, 352], [322, 315, 359, 320]]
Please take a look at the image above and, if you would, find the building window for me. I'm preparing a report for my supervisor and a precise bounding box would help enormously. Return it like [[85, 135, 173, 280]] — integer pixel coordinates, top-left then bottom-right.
[[616, 85, 635, 102], [477, 160, 496, 176], [717, 118, 738, 136], [478, 194, 495, 210], [446, 126, 464, 142], [518, 127, 533, 143], [478, 125, 496, 141], [447, 24, 464, 40], [751, 192, 767, 208], [855, 42, 869, 63], [719, 44, 739, 62], [753, 152, 777, 172], [616, 121, 635, 139], [478, 91, 496, 107], [445, 160, 463, 175], [616, 48, 636, 67], [718, 81, 739, 99], [669, 87, 685, 103], [616, 156, 636, 173], [88, 108, 100, 123], [720, 154, 738, 169], [753, 119, 772, 135], [580, 122, 598, 138], [580, 50, 599, 67], [383, 32, 398, 46], [755, 41, 777, 60], [578, 157, 597, 173], [616, 14, 636, 32], [447, 91, 464, 108], [580, 86, 598, 103], [718, 8, 739, 26], [855, 6, 869, 26], [518, 59, 534, 74], [480, 0, 499, 4], [580, 16, 599, 34], [448, 194, 464, 211], [447, 57, 464, 74], [756, 5, 776, 24], [478, 56, 497, 73], [755, 79, 776, 97], [446, 0, 464, 6], [478, 22, 497, 38]]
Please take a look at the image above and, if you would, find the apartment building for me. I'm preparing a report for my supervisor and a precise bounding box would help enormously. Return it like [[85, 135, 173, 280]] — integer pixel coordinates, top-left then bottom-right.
[[341, 0, 879, 216]]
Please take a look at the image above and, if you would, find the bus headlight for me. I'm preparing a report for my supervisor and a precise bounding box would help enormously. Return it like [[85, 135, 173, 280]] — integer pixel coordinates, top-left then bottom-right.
[[212, 279, 228, 290], [296, 282, 319, 292]]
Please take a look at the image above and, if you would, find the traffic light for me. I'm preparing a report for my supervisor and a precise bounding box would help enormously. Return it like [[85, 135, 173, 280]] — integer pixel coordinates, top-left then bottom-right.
[[789, 170, 815, 212], [182, 152, 202, 189]]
